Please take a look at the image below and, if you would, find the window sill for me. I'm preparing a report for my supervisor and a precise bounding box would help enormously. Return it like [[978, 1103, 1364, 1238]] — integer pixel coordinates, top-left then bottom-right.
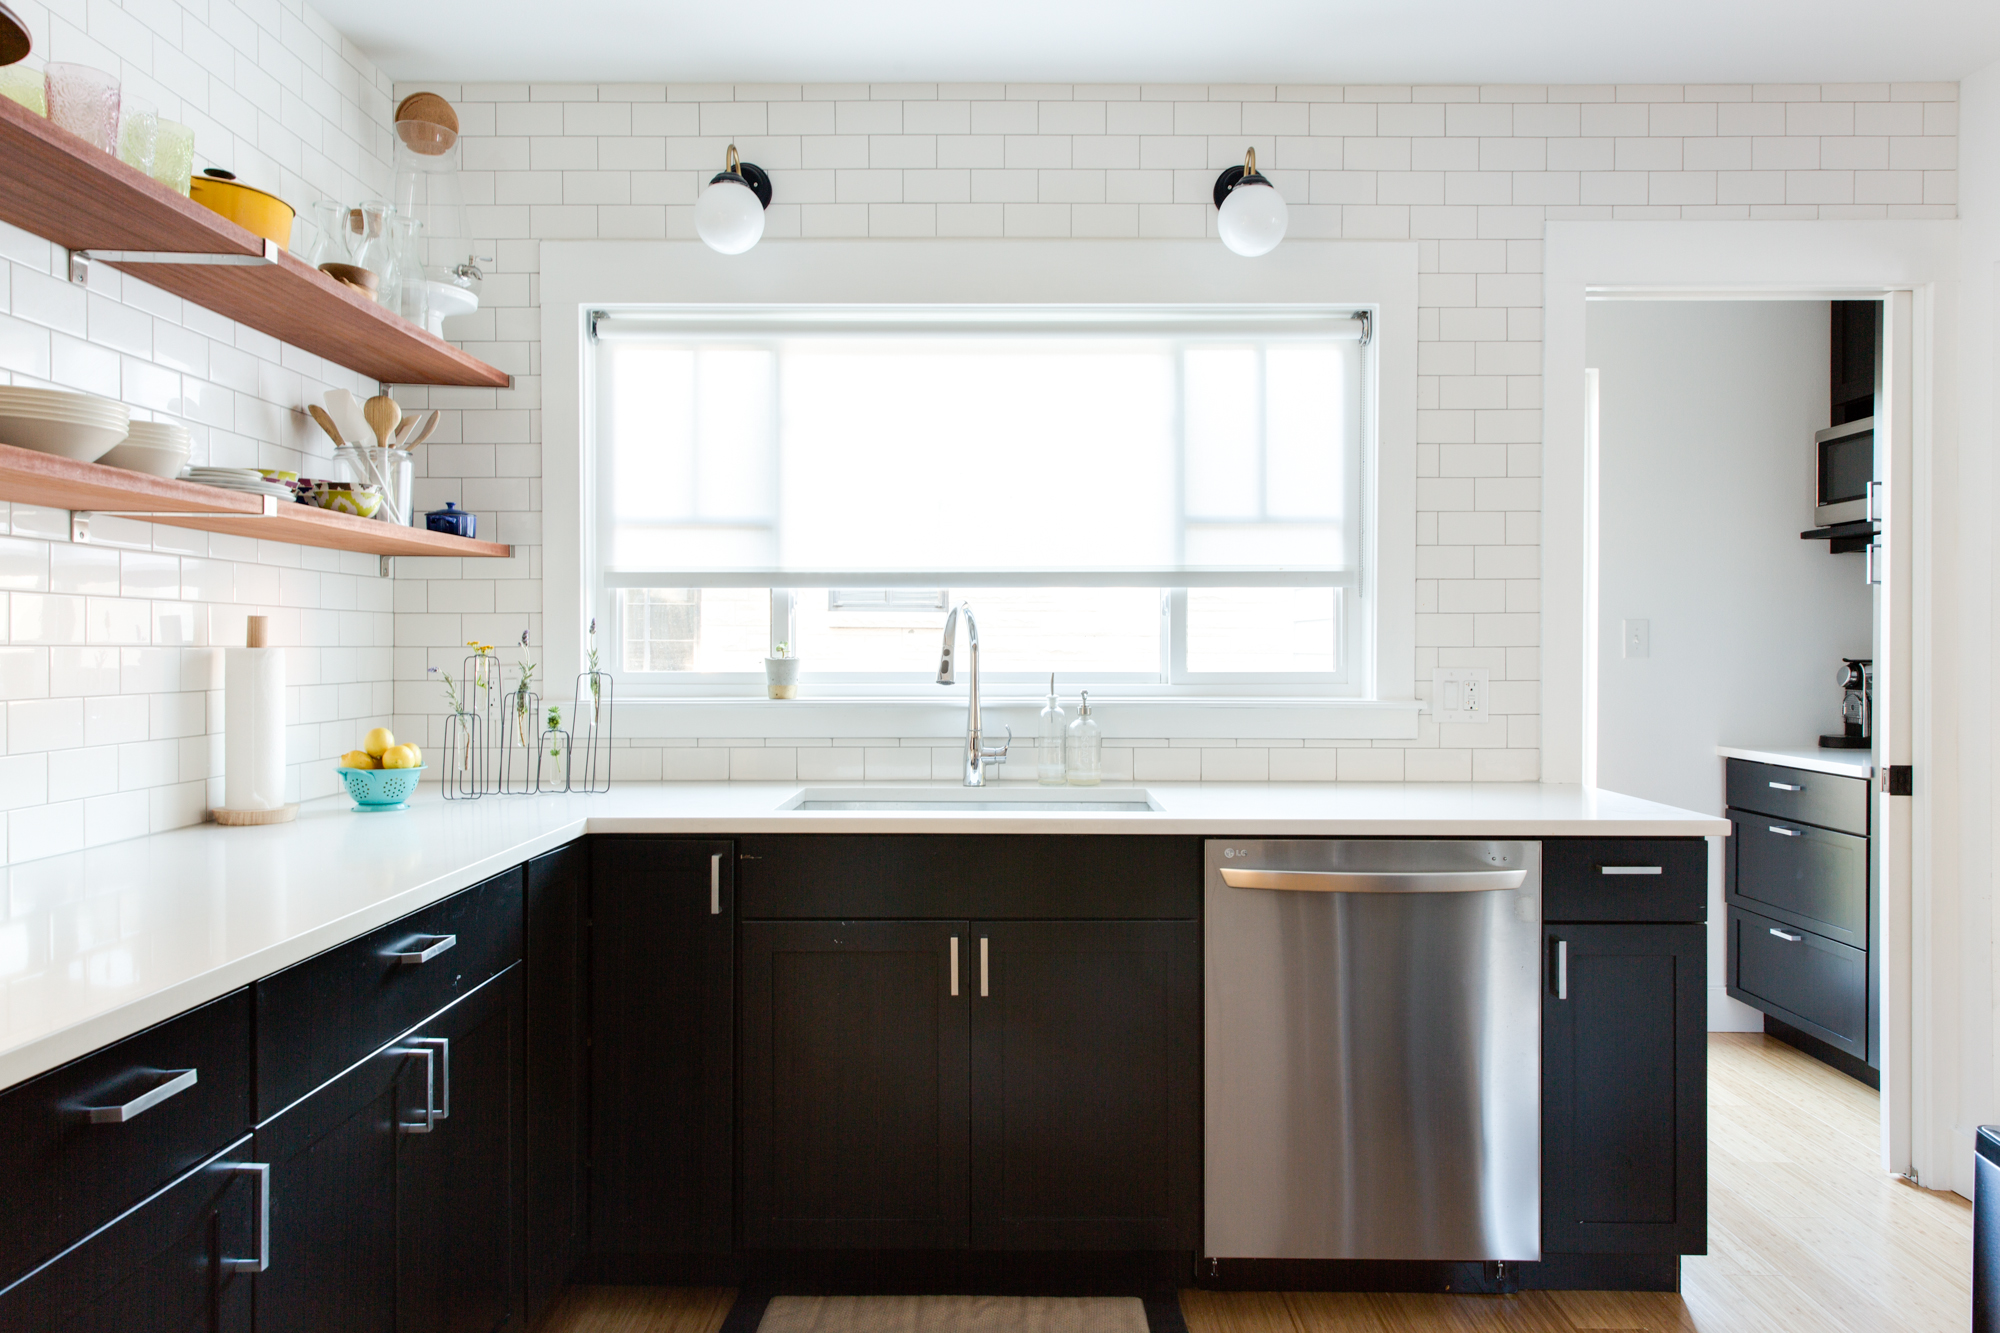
[[613, 696, 1423, 741]]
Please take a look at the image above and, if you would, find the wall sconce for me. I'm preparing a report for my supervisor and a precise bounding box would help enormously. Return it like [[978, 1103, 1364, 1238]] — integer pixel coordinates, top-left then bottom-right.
[[695, 144, 773, 255], [1212, 148, 1288, 258]]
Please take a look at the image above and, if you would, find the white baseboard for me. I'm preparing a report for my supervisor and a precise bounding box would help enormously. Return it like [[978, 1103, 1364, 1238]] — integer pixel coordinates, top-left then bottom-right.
[[1708, 986, 1764, 1032]]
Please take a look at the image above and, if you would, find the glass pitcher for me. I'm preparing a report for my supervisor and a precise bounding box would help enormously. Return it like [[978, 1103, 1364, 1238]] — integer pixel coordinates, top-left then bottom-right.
[[348, 201, 394, 283]]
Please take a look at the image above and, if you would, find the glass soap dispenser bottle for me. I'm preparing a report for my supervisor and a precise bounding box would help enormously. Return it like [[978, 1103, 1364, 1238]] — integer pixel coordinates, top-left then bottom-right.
[[1065, 690, 1102, 787], [1037, 674, 1067, 786]]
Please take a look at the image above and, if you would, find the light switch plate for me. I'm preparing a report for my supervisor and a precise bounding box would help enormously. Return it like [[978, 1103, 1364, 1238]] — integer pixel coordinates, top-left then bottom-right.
[[1621, 619, 1650, 659], [1432, 667, 1488, 723]]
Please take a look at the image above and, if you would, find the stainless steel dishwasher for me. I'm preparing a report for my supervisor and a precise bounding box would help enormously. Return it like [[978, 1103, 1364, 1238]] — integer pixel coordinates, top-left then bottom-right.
[[1204, 838, 1542, 1262]]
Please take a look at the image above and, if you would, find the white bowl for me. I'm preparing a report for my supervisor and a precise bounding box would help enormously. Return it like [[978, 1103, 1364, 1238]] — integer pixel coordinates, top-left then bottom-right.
[[0, 412, 129, 462], [0, 400, 131, 425], [98, 440, 191, 477], [0, 387, 126, 415], [124, 421, 192, 450]]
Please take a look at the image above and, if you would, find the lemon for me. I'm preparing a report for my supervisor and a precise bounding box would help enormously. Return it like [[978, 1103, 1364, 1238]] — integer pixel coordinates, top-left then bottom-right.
[[404, 744, 422, 766], [381, 744, 419, 769], [341, 749, 378, 770], [363, 727, 396, 758]]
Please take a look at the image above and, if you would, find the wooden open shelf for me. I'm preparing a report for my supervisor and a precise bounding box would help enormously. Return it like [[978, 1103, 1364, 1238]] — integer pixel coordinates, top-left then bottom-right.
[[0, 443, 512, 558], [0, 95, 509, 389]]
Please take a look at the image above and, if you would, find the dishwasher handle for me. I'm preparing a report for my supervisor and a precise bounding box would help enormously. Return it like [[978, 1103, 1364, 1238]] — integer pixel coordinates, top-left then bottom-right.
[[1219, 866, 1528, 894]]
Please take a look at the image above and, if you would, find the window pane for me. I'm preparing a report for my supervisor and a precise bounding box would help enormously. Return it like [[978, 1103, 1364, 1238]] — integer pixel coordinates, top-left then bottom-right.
[[793, 587, 1161, 676], [620, 587, 768, 673], [1186, 588, 1340, 674]]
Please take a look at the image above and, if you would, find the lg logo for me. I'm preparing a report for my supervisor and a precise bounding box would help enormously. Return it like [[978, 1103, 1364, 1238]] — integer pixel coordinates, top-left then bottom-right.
[[1222, 847, 1250, 859]]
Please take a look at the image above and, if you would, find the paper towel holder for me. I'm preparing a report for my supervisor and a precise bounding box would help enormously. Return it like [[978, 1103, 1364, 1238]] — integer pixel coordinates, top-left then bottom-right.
[[214, 615, 300, 827]]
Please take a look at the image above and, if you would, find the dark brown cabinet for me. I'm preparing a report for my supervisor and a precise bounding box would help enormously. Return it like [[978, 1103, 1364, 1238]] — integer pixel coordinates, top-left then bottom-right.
[[741, 919, 970, 1249], [730, 836, 1203, 1257], [0, 1138, 259, 1333], [970, 921, 1200, 1252], [587, 838, 735, 1270], [1541, 923, 1706, 1256], [524, 843, 588, 1322]]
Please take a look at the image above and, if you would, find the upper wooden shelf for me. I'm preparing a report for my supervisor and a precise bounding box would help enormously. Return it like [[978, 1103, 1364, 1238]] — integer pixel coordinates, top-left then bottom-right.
[[0, 443, 512, 558], [0, 95, 509, 389]]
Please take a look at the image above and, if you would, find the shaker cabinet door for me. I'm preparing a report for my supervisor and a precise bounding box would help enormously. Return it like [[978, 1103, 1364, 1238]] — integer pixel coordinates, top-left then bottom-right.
[[740, 920, 970, 1249], [968, 920, 1200, 1251], [1542, 923, 1707, 1256]]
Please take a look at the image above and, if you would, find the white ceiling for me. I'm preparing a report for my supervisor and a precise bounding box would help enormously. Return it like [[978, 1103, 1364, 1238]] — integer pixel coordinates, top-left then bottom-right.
[[343, 0, 2000, 87]]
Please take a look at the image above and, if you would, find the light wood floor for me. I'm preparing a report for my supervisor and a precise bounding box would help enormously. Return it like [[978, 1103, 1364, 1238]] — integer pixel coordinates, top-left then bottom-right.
[[540, 1034, 1972, 1333]]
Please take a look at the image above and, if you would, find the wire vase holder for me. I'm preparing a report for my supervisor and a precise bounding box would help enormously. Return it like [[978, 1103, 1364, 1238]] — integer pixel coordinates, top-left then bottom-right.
[[500, 687, 540, 794], [572, 669, 613, 792], [441, 710, 485, 800], [443, 651, 507, 799], [537, 726, 572, 793]]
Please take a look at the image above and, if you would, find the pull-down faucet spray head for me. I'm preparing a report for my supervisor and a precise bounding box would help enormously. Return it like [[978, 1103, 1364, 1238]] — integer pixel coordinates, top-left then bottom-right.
[[937, 605, 958, 684]]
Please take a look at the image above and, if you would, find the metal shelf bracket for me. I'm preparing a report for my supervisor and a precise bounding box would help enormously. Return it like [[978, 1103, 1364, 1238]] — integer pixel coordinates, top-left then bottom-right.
[[67, 237, 281, 286], [71, 492, 278, 543]]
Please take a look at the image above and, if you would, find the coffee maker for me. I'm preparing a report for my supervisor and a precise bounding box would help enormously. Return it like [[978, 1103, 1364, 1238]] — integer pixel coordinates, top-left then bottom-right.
[[1819, 658, 1872, 750]]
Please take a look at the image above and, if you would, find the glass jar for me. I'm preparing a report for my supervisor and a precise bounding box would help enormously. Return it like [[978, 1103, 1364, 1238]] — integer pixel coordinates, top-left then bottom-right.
[[389, 215, 428, 326], [393, 119, 469, 285], [334, 444, 413, 525], [1065, 691, 1102, 786]]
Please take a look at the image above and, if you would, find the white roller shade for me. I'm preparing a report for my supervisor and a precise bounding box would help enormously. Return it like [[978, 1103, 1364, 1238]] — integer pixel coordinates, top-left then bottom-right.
[[593, 306, 1368, 588]]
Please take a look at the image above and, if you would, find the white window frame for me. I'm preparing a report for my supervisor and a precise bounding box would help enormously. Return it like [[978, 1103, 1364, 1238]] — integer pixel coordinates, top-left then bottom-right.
[[543, 239, 1419, 741]]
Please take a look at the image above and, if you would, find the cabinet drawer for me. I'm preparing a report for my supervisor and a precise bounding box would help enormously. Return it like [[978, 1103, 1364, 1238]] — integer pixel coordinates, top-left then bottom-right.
[[1727, 809, 1868, 947], [0, 989, 251, 1288], [255, 868, 523, 1119], [1729, 906, 1867, 1058], [1542, 839, 1707, 923], [738, 835, 1201, 920], [1725, 759, 1869, 835]]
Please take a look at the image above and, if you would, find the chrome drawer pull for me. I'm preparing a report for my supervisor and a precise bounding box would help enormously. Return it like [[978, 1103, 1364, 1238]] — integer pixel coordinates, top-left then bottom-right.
[[1768, 781, 1805, 792], [83, 1068, 198, 1123], [396, 1044, 439, 1134], [1556, 939, 1568, 1000], [949, 937, 959, 997], [711, 853, 721, 915], [408, 1036, 450, 1121], [1600, 866, 1661, 876], [388, 934, 457, 964], [1768, 826, 1802, 837], [1769, 927, 1804, 942], [222, 1162, 271, 1274], [980, 936, 989, 998]]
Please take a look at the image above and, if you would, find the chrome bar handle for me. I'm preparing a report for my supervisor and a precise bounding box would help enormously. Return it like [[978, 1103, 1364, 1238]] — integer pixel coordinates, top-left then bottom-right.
[[1768, 781, 1804, 792], [979, 937, 989, 998], [1866, 542, 1881, 586], [1769, 927, 1804, 942], [83, 1068, 197, 1123], [711, 853, 721, 915], [1599, 866, 1661, 876], [409, 1037, 450, 1121], [1555, 939, 1568, 1001], [949, 936, 959, 997], [1768, 825, 1802, 838], [222, 1162, 271, 1274], [396, 1045, 438, 1133], [389, 934, 456, 964]]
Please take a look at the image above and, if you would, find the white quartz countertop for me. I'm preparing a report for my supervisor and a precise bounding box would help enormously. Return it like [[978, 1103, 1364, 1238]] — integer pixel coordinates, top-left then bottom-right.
[[1716, 745, 1875, 779], [0, 780, 1724, 1091]]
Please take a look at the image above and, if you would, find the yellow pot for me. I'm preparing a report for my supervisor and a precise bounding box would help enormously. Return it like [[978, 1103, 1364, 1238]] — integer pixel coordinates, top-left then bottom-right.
[[189, 171, 294, 249]]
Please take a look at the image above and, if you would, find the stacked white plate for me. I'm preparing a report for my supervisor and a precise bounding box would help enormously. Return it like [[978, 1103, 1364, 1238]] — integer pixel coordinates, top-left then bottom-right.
[[0, 387, 130, 462], [181, 467, 297, 499], [99, 421, 194, 479]]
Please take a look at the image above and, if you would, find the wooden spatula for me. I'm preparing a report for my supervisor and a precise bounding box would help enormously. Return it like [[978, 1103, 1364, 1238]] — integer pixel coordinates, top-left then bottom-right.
[[362, 394, 402, 449]]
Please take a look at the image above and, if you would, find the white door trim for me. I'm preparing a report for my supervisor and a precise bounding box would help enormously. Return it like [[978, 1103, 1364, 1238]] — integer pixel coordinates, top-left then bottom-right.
[[1543, 220, 1958, 1185]]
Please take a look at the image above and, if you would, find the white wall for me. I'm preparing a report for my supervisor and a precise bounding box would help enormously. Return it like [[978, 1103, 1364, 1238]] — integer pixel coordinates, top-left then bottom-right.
[[1589, 299, 1875, 1028], [0, 0, 400, 865], [383, 78, 1960, 784]]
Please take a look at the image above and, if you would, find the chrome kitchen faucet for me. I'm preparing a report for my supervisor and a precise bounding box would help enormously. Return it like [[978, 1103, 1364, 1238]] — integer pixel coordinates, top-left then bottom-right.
[[937, 601, 1010, 786]]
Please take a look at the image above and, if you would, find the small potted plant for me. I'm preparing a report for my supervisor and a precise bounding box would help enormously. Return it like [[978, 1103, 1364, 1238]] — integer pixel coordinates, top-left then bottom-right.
[[764, 643, 799, 699]]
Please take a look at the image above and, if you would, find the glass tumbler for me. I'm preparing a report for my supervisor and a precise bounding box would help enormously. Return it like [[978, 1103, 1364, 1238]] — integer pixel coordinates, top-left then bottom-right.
[[151, 120, 193, 194], [118, 95, 158, 176], [0, 65, 46, 116], [45, 63, 120, 153], [334, 444, 413, 525]]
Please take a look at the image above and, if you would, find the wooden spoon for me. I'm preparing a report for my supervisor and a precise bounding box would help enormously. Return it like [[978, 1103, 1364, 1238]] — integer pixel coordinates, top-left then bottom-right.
[[403, 412, 442, 450], [306, 404, 346, 449], [362, 394, 402, 449]]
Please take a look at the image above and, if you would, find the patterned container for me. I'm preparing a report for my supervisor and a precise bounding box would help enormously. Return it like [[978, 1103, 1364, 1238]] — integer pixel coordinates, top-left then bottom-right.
[[336, 764, 425, 811]]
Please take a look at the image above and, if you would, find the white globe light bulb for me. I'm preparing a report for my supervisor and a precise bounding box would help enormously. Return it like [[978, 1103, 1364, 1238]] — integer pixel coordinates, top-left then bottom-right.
[[1217, 178, 1288, 258], [695, 175, 766, 255]]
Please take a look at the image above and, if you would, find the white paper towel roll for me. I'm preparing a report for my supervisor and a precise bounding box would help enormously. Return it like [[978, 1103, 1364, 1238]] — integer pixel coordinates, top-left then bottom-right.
[[224, 646, 287, 811]]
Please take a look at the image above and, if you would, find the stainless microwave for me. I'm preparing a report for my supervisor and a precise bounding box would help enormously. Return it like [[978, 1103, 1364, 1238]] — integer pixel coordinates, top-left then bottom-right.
[[1815, 417, 1875, 526]]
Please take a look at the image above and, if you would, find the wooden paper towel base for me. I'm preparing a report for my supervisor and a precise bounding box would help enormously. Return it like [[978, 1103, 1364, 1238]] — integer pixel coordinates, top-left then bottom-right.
[[213, 804, 300, 826]]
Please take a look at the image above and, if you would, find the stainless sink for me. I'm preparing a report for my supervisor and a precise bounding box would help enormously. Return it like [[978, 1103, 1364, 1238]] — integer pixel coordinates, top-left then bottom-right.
[[782, 786, 1158, 813]]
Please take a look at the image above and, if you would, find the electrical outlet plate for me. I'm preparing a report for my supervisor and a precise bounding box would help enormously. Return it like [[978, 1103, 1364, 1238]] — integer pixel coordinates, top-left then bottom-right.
[[1432, 667, 1488, 723]]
